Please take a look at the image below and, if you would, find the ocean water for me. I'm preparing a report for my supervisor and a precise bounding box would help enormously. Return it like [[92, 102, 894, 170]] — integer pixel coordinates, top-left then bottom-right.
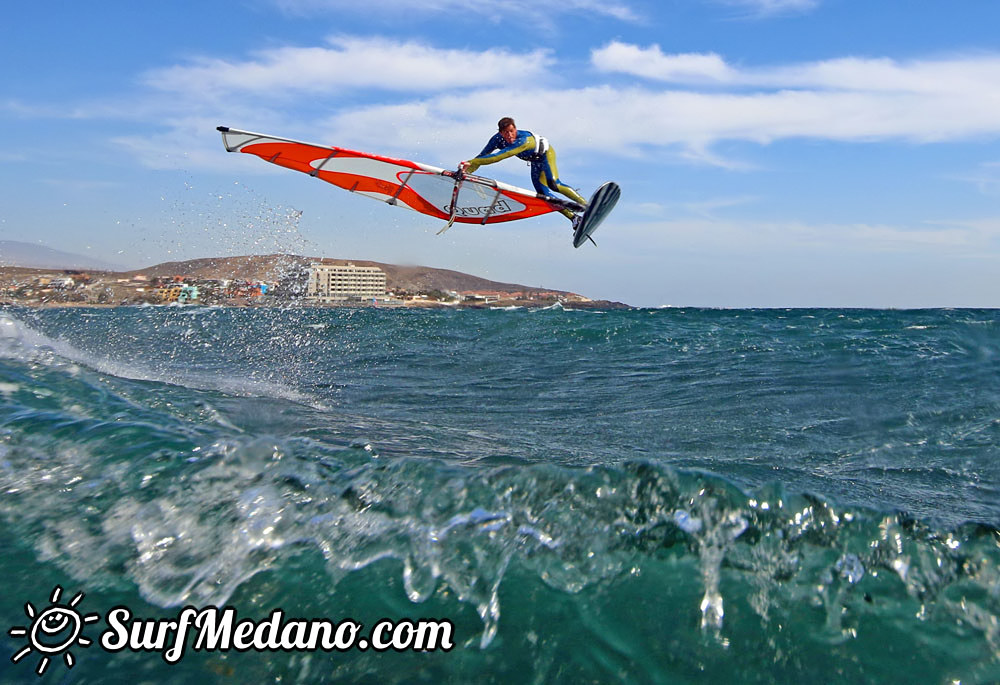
[[0, 304, 997, 683]]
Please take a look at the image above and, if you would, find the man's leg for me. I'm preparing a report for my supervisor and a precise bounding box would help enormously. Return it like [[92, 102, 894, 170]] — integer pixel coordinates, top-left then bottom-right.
[[541, 148, 586, 207], [531, 163, 576, 221]]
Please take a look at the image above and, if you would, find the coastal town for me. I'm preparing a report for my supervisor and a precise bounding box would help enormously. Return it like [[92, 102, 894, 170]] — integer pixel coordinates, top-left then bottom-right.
[[0, 255, 624, 309]]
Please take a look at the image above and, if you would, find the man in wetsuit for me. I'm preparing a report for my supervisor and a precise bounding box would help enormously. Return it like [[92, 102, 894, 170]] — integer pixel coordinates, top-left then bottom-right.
[[459, 117, 586, 227]]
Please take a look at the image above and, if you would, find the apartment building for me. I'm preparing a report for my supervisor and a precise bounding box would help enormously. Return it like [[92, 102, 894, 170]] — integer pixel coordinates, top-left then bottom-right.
[[307, 262, 387, 303]]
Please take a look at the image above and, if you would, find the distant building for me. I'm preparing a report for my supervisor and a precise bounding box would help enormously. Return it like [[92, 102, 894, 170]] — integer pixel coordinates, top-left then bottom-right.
[[307, 263, 387, 303], [224, 281, 269, 299], [155, 283, 199, 303]]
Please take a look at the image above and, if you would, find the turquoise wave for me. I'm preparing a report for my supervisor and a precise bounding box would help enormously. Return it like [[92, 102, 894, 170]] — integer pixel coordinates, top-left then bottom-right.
[[0, 306, 998, 682]]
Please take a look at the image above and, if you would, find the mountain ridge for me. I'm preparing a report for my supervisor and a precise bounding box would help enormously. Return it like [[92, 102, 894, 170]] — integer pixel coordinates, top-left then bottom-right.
[[0, 252, 630, 304], [121, 253, 583, 298], [0, 240, 125, 271]]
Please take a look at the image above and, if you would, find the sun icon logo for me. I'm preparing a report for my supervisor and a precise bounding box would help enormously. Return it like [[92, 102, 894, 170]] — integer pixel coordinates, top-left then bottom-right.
[[8, 586, 101, 676]]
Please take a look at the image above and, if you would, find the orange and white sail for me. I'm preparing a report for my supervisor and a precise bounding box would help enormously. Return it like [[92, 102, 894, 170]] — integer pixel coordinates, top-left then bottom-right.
[[217, 127, 583, 225]]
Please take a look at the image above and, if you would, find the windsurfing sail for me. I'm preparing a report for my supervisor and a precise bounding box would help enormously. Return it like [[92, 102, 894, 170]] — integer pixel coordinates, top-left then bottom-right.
[[217, 127, 583, 225]]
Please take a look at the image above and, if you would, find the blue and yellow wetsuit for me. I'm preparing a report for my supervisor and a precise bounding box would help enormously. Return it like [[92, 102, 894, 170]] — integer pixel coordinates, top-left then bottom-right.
[[463, 130, 586, 219]]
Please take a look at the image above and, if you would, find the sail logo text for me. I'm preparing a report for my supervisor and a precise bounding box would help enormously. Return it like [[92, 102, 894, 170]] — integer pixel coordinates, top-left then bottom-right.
[[441, 199, 513, 217]]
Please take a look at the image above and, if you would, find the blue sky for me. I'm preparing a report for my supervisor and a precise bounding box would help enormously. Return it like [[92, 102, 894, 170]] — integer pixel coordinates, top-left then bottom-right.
[[2, 0, 999, 307]]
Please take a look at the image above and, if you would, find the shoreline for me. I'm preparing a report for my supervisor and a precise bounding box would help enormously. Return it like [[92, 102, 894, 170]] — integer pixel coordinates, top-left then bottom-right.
[[0, 298, 632, 311], [0, 256, 632, 310]]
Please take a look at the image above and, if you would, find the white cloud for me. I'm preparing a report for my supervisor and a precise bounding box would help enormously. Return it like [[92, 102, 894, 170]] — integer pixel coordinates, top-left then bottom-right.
[[145, 36, 553, 97], [95, 36, 1000, 172], [590, 43, 1000, 147], [310, 81, 1000, 166], [591, 43, 736, 83], [270, 0, 639, 23], [714, 0, 820, 18], [593, 42, 1000, 94]]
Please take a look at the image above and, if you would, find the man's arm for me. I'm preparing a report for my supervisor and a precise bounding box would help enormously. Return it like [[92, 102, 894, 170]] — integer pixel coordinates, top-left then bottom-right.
[[462, 133, 537, 174], [475, 133, 504, 158]]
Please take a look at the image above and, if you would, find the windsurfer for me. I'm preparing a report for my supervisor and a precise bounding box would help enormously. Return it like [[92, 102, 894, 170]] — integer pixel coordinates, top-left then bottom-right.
[[459, 117, 586, 225]]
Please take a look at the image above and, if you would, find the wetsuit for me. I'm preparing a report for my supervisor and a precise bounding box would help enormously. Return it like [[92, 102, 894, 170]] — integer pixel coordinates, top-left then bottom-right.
[[463, 130, 586, 218]]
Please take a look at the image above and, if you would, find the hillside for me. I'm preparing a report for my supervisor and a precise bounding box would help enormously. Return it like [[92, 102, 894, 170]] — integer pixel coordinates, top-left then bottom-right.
[[127, 254, 581, 298], [1, 253, 630, 307]]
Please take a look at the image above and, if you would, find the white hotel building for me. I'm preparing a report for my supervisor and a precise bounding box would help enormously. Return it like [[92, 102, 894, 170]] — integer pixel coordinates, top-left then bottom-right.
[[307, 263, 387, 303]]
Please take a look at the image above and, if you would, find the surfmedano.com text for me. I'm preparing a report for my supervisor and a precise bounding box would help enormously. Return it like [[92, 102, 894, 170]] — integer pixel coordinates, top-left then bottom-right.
[[101, 606, 455, 663]]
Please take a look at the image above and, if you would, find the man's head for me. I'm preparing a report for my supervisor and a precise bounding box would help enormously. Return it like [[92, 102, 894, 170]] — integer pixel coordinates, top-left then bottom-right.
[[497, 117, 517, 144]]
